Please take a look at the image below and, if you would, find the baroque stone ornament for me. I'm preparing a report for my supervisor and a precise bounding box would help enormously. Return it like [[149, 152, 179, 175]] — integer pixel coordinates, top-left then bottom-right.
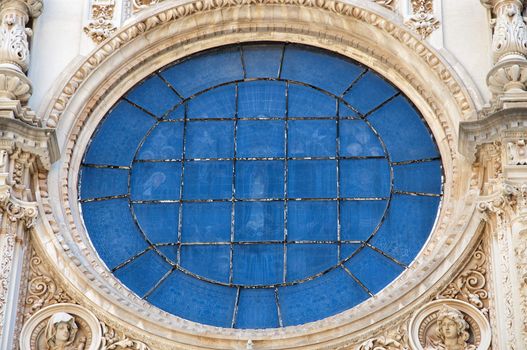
[[83, 0, 117, 44], [372, 0, 395, 11], [100, 322, 151, 350], [437, 241, 489, 316], [408, 300, 491, 350], [404, 0, 439, 39], [356, 336, 406, 350], [20, 303, 102, 350]]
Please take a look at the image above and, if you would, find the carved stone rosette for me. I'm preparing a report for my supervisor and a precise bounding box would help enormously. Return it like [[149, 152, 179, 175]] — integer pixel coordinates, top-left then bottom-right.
[[405, 0, 439, 39], [84, 0, 117, 44]]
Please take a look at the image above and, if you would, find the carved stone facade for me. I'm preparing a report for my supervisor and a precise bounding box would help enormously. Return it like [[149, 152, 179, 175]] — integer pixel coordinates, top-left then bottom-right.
[[3, 0, 527, 349]]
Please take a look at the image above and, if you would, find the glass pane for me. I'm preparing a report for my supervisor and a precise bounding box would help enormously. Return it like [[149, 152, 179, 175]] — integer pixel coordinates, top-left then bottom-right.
[[343, 71, 396, 114], [236, 120, 285, 158], [287, 201, 337, 241], [126, 75, 181, 116], [393, 160, 442, 194], [84, 101, 156, 166], [287, 84, 336, 118], [188, 85, 236, 119], [339, 120, 384, 157], [182, 202, 232, 242], [82, 199, 148, 270], [147, 270, 237, 328], [235, 288, 280, 329], [281, 46, 364, 95], [368, 96, 439, 162], [130, 162, 181, 200], [160, 48, 243, 97], [344, 246, 404, 294], [242, 44, 283, 78], [133, 203, 179, 244], [185, 121, 234, 159], [340, 159, 391, 198], [137, 122, 184, 160], [80, 167, 128, 199], [288, 120, 336, 157], [340, 200, 387, 242], [238, 81, 286, 118], [233, 244, 284, 286], [183, 161, 232, 200], [278, 268, 368, 326], [286, 244, 337, 282], [234, 202, 284, 242], [180, 245, 231, 283], [235, 161, 284, 199], [288, 160, 337, 198], [114, 249, 172, 297]]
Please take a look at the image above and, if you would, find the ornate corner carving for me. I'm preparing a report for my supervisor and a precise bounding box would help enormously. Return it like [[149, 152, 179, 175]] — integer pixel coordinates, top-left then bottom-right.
[[23, 248, 74, 319], [373, 0, 395, 11], [355, 322, 410, 350], [405, 0, 439, 39], [100, 322, 151, 350], [490, 1, 527, 63], [408, 300, 491, 350], [506, 139, 527, 165], [436, 241, 490, 317], [83, 0, 117, 44]]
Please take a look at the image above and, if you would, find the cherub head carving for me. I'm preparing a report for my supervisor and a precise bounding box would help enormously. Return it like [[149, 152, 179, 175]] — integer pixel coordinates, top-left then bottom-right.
[[45, 312, 78, 350]]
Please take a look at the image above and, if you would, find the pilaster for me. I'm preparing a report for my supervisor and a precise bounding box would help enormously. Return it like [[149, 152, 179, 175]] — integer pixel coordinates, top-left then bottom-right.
[[0, 1, 59, 349]]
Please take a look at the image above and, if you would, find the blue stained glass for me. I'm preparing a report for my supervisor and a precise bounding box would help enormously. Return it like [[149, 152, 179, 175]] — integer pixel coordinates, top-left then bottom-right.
[[181, 245, 231, 283], [85, 101, 156, 166], [81, 43, 442, 329], [288, 120, 336, 157], [340, 159, 391, 198], [238, 81, 286, 118], [160, 48, 244, 97], [237, 120, 285, 158], [130, 162, 181, 200], [393, 160, 442, 194], [80, 167, 128, 199], [114, 249, 172, 297], [183, 161, 232, 200], [339, 120, 384, 157], [287, 201, 337, 241], [182, 202, 231, 242], [126, 75, 181, 116], [371, 194, 440, 265], [368, 96, 439, 162], [133, 203, 179, 244], [82, 199, 148, 270], [288, 160, 337, 198], [236, 289, 280, 329], [147, 270, 237, 328], [340, 200, 387, 242], [236, 161, 284, 199], [286, 244, 337, 282], [242, 44, 283, 78], [343, 71, 396, 114], [188, 85, 236, 119], [281, 46, 364, 95], [278, 268, 368, 326], [287, 84, 336, 117], [234, 202, 284, 242], [137, 122, 183, 160], [185, 121, 234, 158], [344, 246, 404, 294], [233, 244, 284, 286]]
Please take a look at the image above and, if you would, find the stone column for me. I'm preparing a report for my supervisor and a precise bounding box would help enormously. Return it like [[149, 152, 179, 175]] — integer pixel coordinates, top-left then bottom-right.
[[482, 0, 527, 109], [0, 1, 59, 349]]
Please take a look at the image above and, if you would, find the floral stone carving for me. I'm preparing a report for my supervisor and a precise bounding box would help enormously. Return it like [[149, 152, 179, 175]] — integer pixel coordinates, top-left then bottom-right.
[[20, 303, 101, 350], [408, 300, 491, 350]]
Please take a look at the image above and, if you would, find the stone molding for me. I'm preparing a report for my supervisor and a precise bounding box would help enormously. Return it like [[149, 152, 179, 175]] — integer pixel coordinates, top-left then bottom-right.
[[31, 0, 487, 348]]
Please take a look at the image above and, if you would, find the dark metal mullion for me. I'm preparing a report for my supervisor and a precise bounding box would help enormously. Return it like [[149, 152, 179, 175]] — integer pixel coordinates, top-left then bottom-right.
[[231, 287, 241, 328], [365, 242, 408, 269], [393, 190, 442, 197], [336, 98, 341, 263], [155, 239, 365, 246], [129, 197, 390, 204], [282, 81, 289, 284], [123, 97, 160, 121], [177, 103, 189, 265], [80, 194, 128, 203], [274, 287, 284, 327], [363, 92, 401, 119], [111, 246, 151, 272], [156, 72, 185, 100], [239, 45, 247, 80], [143, 266, 176, 299], [229, 83, 239, 285], [81, 164, 130, 169], [391, 157, 441, 166], [339, 68, 369, 98], [277, 44, 286, 79], [182, 116, 363, 121], [341, 265, 374, 297], [135, 155, 387, 162]]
